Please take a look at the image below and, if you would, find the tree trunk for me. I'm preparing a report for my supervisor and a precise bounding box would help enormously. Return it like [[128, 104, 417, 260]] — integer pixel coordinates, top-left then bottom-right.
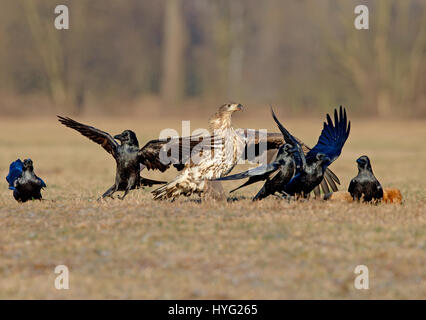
[[161, 0, 187, 105], [23, 0, 67, 108]]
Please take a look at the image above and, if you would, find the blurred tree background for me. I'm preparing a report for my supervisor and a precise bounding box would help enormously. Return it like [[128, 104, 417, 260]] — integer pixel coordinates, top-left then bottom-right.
[[0, 0, 424, 117]]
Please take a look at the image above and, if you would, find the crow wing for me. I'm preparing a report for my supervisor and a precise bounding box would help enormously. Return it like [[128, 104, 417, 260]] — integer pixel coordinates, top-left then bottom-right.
[[228, 163, 285, 194], [348, 178, 357, 196], [6, 159, 23, 190], [140, 177, 166, 187], [229, 166, 284, 194], [58, 116, 119, 158], [36, 175, 47, 188], [305, 106, 351, 166], [216, 162, 281, 184], [271, 108, 306, 171]]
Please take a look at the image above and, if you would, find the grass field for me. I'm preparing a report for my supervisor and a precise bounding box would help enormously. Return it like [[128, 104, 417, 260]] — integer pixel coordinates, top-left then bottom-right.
[[0, 114, 425, 299]]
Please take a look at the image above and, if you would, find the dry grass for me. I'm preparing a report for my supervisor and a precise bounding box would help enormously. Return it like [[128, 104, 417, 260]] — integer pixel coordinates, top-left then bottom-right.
[[0, 114, 425, 299]]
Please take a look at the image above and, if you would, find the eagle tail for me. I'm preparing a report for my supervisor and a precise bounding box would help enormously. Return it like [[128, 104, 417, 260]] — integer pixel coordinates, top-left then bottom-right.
[[151, 182, 178, 200], [152, 173, 200, 200]]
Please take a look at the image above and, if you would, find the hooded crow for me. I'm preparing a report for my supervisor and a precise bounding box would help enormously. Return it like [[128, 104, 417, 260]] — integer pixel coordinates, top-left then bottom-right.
[[6, 159, 46, 202], [273, 106, 351, 198], [58, 116, 206, 200], [348, 155, 383, 202]]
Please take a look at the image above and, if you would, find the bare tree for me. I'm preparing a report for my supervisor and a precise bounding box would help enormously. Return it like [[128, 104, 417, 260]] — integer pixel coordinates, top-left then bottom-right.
[[315, 0, 426, 116], [23, 0, 67, 108], [161, 0, 187, 105]]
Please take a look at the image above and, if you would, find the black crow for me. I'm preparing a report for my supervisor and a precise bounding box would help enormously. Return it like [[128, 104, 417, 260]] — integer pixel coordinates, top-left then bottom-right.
[[216, 143, 298, 200], [235, 117, 341, 197], [348, 155, 383, 202], [216, 107, 348, 200], [58, 116, 207, 200], [275, 106, 351, 198], [6, 159, 46, 202], [282, 152, 331, 197]]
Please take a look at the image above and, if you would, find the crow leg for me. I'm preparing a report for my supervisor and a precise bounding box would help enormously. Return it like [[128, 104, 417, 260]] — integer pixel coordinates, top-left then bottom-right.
[[99, 184, 117, 200], [281, 192, 293, 203], [118, 189, 130, 200]]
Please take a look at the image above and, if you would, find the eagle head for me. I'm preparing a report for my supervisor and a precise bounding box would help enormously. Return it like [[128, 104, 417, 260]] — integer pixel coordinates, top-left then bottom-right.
[[210, 103, 244, 131], [218, 103, 243, 113]]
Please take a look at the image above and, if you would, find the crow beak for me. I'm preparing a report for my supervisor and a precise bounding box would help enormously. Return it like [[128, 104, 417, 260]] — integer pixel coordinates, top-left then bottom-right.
[[114, 134, 123, 140], [356, 158, 362, 165]]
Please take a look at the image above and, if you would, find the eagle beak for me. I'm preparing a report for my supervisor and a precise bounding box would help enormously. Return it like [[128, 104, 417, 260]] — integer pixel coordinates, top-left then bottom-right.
[[235, 104, 243, 112]]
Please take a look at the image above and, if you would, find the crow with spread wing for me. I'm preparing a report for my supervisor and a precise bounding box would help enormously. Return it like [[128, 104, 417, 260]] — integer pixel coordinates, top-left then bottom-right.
[[58, 116, 207, 200], [217, 108, 342, 198], [280, 106, 351, 197], [234, 127, 341, 197], [6, 159, 46, 202]]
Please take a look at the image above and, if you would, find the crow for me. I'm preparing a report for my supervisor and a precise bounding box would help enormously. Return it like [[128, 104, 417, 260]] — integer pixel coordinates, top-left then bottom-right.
[[216, 107, 349, 200], [274, 106, 350, 198], [229, 108, 341, 198], [58, 116, 208, 200], [348, 155, 383, 202], [6, 159, 46, 202], [216, 143, 298, 200], [282, 152, 331, 198]]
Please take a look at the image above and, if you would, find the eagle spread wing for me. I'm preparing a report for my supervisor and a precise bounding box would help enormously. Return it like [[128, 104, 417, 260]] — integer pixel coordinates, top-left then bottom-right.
[[139, 135, 213, 172]]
